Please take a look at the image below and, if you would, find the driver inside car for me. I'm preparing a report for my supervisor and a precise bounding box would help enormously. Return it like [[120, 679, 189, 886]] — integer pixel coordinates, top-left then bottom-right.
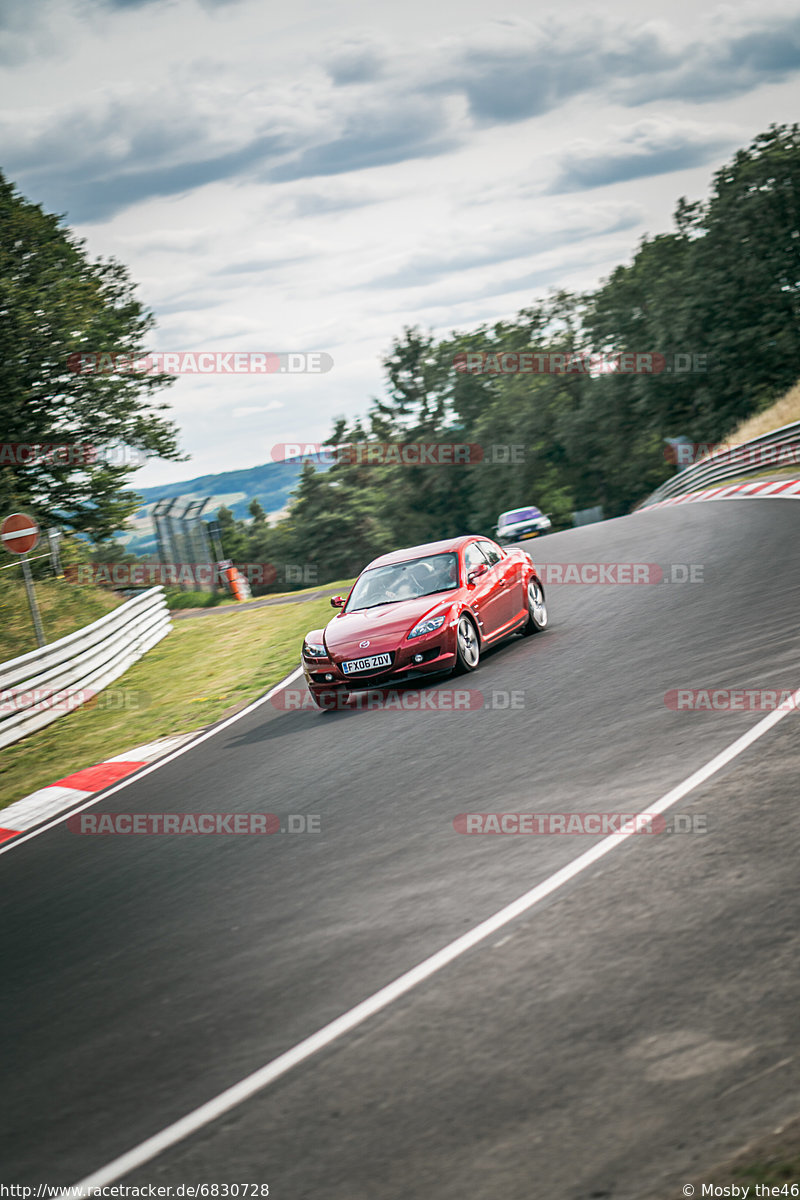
[[387, 567, 421, 599], [429, 556, 458, 591]]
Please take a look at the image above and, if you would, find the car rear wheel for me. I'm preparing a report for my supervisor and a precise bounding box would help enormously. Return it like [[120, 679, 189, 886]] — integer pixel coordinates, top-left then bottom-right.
[[454, 614, 480, 673], [522, 577, 547, 634]]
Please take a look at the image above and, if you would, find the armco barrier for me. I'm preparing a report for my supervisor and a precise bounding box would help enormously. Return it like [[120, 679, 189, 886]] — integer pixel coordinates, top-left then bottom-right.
[[640, 419, 800, 507], [0, 587, 171, 750]]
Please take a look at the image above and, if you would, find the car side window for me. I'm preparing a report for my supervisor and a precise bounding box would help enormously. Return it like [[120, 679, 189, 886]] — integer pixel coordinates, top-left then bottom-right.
[[477, 540, 502, 566], [464, 542, 489, 572]]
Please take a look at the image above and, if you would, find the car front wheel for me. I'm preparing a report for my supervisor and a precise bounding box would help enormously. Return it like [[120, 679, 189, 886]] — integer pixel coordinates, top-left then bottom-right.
[[522, 577, 548, 634], [454, 614, 480, 673]]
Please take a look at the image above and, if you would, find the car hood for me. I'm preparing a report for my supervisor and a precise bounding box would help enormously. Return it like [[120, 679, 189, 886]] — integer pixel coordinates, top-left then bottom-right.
[[325, 595, 454, 656]]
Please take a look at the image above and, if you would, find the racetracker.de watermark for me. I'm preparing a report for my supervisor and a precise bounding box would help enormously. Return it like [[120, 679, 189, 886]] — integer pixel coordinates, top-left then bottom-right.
[[0, 443, 146, 467], [65, 562, 319, 587], [453, 351, 709, 375], [67, 813, 321, 834], [67, 351, 333, 374], [270, 442, 526, 466], [275, 687, 527, 712], [536, 563, 705, 584], [0, 687, 149, 714], [665, 689, 799, 712], [453, 812, 708, 834], [665, 441, 800, 467], [0, 442, 96, 466]]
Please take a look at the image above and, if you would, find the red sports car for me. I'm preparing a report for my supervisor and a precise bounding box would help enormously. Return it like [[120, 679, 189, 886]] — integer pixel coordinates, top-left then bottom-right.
[[301, 534, 548, 709]]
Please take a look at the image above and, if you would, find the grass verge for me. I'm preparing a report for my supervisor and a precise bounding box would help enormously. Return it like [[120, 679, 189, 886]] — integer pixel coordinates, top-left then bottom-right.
[[0, 580, 353, 810], [728, 378, 800, 445], [0, 578, 123, 662]]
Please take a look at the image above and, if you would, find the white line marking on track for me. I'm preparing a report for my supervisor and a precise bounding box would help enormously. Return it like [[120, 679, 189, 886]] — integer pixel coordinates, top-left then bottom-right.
[[0, 667, 304, 857], [63, 684, 800, 1194]]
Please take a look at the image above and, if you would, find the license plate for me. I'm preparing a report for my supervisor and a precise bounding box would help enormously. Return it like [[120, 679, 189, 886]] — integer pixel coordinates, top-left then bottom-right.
[[342, 653, 392, 674], [521, 530, 540, 538]]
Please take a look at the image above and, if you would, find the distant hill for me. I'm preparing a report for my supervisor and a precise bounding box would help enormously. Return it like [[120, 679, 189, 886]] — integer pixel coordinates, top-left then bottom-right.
[[121, 458, 319, 554]]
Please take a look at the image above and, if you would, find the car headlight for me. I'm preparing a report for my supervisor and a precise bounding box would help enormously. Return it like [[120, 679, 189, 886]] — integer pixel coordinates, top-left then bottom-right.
[[303, 641, 327, 659], [408, 615, 446, 639]]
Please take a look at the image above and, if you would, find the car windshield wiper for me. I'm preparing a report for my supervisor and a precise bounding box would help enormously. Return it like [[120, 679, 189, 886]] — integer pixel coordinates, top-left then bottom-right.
[[348, 586, 456, 611], [348, 598, 408, 610]]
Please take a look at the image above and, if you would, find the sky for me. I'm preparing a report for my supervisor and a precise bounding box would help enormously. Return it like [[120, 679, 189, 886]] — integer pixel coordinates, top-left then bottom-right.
[[1, 0, 799, 488]]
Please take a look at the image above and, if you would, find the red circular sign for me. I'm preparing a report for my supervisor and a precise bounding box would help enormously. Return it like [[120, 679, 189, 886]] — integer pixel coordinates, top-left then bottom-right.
[[1, 512, 39, 555]]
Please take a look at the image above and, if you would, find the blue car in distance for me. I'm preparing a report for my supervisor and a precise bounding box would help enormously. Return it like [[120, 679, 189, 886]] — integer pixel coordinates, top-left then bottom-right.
[[495, 505, 552, 544]]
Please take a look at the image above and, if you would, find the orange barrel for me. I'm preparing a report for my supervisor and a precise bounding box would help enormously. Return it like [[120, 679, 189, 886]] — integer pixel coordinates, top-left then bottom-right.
[[227, 567, 248, 601]]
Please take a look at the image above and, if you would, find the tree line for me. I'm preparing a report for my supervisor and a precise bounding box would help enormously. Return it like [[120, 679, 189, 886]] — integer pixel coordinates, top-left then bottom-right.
[[220, 124, 800, 587], [1, 124, 798, 589]]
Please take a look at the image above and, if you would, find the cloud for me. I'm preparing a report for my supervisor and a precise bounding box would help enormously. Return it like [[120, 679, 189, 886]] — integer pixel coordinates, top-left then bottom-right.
[[94, 0, 243, 8], [364, 205, 643, 290], [65, 135, 287, 221], [5, 11, 799, 225], [232, 402, 283, 418], [210, 254, 311, 276], [0, 0, 40, 28], [287, 188, 379, 217], [549, 118, 737, 193], [3, 83, 456, 221], [151, 293, 228, 315], [114, 227, 213, 254], [266, 96, 460, 182], [423, 20, 678, 123], [322, 35, 389, 85], [1, 97, 296, 222], [620, 14, 800, 103], [96, 0, 166, 8], [0, 0, 249, 66], [0, 0, 60, 64], [424, 13, 800, 120]]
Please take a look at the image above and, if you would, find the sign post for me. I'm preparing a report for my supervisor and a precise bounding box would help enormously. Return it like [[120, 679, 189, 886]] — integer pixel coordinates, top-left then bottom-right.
[[1, 513, 46, 647]]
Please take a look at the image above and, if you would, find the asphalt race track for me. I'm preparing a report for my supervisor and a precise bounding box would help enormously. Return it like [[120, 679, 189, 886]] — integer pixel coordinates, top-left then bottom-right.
[[2, 500, 799, 1199]]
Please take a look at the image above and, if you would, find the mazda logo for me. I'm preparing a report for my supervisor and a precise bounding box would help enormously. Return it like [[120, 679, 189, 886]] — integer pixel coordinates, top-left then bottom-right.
[[359, 639, 370, 648]]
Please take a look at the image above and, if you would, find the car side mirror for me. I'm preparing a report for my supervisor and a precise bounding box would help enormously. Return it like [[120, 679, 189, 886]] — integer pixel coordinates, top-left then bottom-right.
[[467, 564, 488, 585], [330, 595, 346, 608]]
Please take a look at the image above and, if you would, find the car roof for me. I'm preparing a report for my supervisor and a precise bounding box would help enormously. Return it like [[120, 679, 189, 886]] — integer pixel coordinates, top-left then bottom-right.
[[365, 535, 481, 570], [499, 506, 541, 519]]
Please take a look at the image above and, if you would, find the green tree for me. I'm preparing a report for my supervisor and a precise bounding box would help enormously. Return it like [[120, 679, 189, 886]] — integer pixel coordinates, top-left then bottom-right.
[[248, 498, 266, 524], [0, 173, 184, 540], [216, 505, 250, 561], [215, 123, 800, 568], [686, 123, 800, 433], [279, 457, 395, 581], [584, 123, 800, 464]]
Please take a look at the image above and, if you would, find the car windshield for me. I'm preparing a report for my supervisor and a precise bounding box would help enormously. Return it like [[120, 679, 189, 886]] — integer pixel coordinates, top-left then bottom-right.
[[500, 507, 541, 525], [345, 553, 459, 611]]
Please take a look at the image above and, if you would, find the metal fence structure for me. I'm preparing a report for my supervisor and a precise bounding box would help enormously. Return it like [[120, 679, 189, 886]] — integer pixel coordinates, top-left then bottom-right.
[[639, 420, 800, 508], [0, 586, 171, 750], [151, 497, 217, 591]]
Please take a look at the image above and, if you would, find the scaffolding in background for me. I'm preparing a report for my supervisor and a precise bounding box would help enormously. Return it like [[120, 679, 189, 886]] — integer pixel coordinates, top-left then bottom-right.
[[151, 496, 218, 592]]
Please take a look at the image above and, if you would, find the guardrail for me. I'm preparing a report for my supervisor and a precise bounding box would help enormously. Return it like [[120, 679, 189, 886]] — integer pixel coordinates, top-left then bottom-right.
[[0, 587, 171, 750], [639, 419, 800, 507]]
